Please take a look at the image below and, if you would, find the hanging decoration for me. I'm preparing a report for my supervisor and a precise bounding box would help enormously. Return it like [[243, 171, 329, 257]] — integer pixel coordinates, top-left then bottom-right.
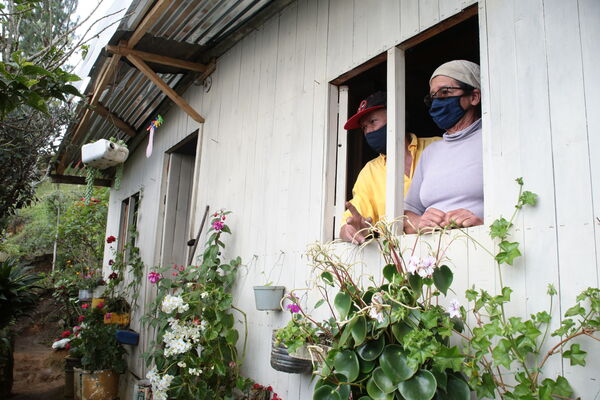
[[146, 115, 164, 158]]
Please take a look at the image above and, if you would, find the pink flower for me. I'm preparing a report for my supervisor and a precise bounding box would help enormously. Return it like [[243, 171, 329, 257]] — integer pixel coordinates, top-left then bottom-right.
[[212, 220, 224, 231], [106, 235, 116, 244], [77, 315, 85, 322], [286, 304, 300, 313], [81, 304, 89, 309], [65, 343, 71, 350], [172, 271, 178, 277], [447, 299, 461, 319], [95, 302, 104, 309], [148, 272, 162, 284], [229, 361, 236, 368], [105, 313, 112, 319]]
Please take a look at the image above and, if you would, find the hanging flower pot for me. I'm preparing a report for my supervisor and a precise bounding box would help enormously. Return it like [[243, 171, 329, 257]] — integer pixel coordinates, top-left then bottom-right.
[[81, 139, 129, 170], [103, 313, 130, 326], [253, 286, 285, 311], [270, 331, 312, 374]]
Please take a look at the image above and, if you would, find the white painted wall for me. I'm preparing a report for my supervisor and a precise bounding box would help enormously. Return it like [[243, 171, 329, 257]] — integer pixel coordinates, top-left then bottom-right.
[[103, 0, 600, 397]]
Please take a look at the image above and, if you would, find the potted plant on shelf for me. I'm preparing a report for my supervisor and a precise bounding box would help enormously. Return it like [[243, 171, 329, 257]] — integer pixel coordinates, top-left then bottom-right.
[[69, 301, 126, 400]]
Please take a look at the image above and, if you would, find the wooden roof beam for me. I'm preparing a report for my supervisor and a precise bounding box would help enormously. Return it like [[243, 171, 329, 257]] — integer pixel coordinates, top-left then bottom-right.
[[128, 0, 173, 49], [126, 54, 205, 123], [92, 102, 137, 137], [106, 44, 208, 73]]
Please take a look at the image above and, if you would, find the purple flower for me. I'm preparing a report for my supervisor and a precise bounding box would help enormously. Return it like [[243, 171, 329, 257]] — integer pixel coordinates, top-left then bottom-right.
[[286, 304, 301, 313], [212, 220, 224, 231], [148, 272, 162, 284]]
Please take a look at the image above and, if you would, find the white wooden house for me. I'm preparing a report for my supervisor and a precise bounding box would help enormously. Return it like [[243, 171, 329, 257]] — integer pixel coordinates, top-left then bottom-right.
[[53, 0, 600, 398]]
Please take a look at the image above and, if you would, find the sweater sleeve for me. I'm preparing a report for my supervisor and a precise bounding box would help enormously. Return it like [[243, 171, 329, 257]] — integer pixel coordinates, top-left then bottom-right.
[[404, 148, 427, 215]]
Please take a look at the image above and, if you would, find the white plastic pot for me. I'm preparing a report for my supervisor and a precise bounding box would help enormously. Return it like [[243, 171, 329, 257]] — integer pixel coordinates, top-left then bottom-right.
[[81, 139, 128, 170]]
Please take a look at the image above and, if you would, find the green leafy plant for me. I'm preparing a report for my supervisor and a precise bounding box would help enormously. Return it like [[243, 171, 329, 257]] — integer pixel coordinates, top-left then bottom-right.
[[142, 210, 252, 399], [0, 258, 42, 329], [68, 302, 127, 373], [299, 179, 598, 400]]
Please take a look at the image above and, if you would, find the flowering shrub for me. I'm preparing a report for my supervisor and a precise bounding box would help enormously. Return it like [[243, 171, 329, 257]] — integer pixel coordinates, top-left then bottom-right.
[[287, 179, 599, 400], [68, 302, 126, 373], [142, 210, 251, 399]]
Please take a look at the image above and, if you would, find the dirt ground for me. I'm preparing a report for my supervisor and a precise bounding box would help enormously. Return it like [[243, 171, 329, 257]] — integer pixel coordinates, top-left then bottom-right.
[[8, 293, 66, 399]]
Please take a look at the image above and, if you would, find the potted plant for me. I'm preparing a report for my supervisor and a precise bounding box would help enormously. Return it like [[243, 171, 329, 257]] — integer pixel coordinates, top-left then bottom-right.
[[253, 285, 286, 311], [69, 302, 126, 400], [102, 296, 131, 326], [249, 382, 282, 400]]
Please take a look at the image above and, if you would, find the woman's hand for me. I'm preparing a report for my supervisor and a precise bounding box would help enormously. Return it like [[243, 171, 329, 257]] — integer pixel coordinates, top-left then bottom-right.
[[442, 208, 483, 228]]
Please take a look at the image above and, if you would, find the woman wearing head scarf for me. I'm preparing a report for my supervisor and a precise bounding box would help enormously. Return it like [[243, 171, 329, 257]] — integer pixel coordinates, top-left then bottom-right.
[[404, 60, 483, 233]]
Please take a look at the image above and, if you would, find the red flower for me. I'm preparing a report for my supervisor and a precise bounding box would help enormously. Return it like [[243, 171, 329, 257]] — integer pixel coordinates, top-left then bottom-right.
[[77, 315, 85, 322], [65, 343, 71, 350], [61, 330, 71, 338], [252, 384, 262, 390], [81, 304, 89, 309], [106, 235, 116, 243], [108, 272, 118, 280], [108, 259, 114, 266], [266, 386, 273, 392], [95, 302, 104, 309]]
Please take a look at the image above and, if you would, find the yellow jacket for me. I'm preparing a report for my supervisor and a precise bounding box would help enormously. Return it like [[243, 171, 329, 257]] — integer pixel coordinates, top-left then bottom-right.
[[343, 134, 440, 224]]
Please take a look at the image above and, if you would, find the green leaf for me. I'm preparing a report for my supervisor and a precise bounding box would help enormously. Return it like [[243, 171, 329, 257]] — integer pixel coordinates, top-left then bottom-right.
[[408, 274, 423, 294], [359, 357, 376, 374], [21, 64, 52, 76], [564, 304, 585, 317], [322, 272, 334, 286], [489, 217, 512, 240], [491, 339, 513, 369], [373, 367, 397, 393], [391, 321, 412, 342], [445, 375, 470, 400], [397, 370, 437, 400], [366, 377, 394, 400], [379, 344, 416, 384], [562, 343, 587, 366], [25, 92, 48, 114], [433, 346, 464, 372], [313, 385, 342, 400], [357, 335, 385, 361], [516, 177, 524, 185], [351, 315, 367, 346], [540, 376, 573, 398], [431, 370, 447, 392], [314, 299, 325, 309], [333, 350, 360, 382], [432, 265, 453, 296], [519, 191, 538, 207], [61, 84, 82, 97], [383, 264, 398, 282], [495, 241, 521, 265], [335, 292, 352, 319]]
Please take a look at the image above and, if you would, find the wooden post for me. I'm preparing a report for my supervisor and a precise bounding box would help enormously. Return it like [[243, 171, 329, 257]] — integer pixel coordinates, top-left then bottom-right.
[[386, 47, 405, 232]]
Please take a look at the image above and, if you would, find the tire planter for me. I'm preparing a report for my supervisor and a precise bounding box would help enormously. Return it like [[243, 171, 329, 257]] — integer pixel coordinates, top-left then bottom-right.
[[74, 368, 119, 400], [270, 332, 312, 374], [253, 286, 285, 311]]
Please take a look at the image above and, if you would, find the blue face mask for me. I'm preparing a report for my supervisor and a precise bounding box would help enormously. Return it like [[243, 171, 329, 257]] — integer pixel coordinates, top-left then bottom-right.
[[365, 124, 387, 154], [428, 96, 465, 130]]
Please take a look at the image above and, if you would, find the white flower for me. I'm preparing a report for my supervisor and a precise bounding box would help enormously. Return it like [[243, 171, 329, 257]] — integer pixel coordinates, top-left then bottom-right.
[[200, 292, 209, 299], [188, 368, 202, 376], [162, 319, 202, 357], [447, 299, 461, 319], [161, 294, 189, 314], [177, 361, 187, 368], [368, 307, 385, 323], [417, 264, 434, 278], [407, 256, 420, 274], [196, 345, 204, 357], [146, 368, 174, 400]]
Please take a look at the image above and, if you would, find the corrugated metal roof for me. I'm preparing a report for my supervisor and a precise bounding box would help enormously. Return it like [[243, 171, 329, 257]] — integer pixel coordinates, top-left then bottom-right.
[[57, 0, 279, 174]]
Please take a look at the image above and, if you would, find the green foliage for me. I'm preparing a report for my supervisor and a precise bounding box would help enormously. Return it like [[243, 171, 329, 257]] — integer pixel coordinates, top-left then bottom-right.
[[304, 180, 598, 400], [142, 210, 252, 399], [0, 258, 42, 329], [68, 304, 127, 373], [275, 316, 318, 355]]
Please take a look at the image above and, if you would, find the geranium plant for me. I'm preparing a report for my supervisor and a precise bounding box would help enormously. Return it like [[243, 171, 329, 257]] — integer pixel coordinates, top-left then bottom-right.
[[142, 210, 252, 400], [68, 302, 127, 373], [289, 179, 599, 400]]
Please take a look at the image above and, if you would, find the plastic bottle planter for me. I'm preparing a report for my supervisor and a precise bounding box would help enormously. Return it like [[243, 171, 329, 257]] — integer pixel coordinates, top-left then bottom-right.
[[78, 290, 92, 302], [103, 313, 130, 326], [81, 139, 129, 170], [270, 332, 312, 374], [115, 330, 139, 346], [253, 286, 285, 311]]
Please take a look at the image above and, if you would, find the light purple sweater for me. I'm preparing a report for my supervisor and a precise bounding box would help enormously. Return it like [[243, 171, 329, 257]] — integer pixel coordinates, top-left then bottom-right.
[[405, 119, 483, 218]]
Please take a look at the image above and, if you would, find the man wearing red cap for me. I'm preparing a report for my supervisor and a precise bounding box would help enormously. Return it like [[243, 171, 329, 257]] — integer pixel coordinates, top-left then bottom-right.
[[340, 91, 439, 244]]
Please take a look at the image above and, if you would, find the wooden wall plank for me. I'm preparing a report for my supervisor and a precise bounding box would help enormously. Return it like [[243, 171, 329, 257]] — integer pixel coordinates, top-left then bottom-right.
[[326, 0, 354, 79], [418, 0, 439, 31], [400, 0, 420, 41], [544, 0, 599, 391], [578, 0, 600, 285], [439, 0, 461, 20]]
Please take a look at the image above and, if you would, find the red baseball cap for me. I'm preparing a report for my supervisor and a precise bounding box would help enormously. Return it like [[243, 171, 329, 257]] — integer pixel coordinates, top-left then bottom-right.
[[344, 91, 386, 130]]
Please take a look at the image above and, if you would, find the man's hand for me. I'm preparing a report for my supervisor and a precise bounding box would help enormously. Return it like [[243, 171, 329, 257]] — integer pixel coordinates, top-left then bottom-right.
[[442, 209, 483, 228], [339, 202, 372, 244]]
